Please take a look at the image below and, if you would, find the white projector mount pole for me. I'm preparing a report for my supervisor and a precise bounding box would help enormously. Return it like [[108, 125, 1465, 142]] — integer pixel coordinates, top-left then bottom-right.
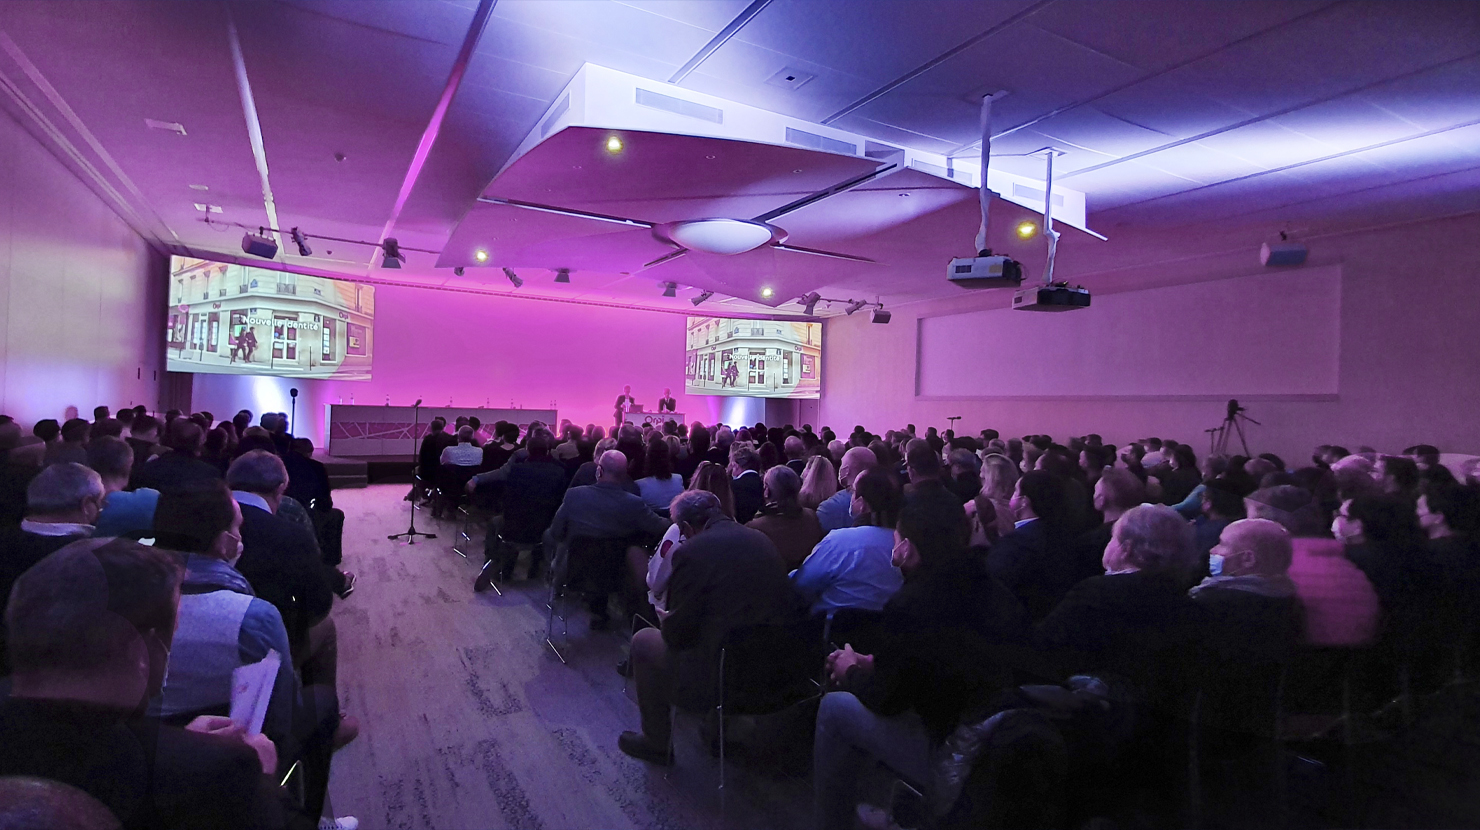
[[974, 94, 993, 255]]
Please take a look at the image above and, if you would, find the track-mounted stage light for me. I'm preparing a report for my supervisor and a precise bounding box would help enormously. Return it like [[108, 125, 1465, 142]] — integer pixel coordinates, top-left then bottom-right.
[[692, 290, 714, 307], [453, 267, 465, 276], [555, 268, 571, 283], [381, 238, 405, 268], [845, 300, 867, 315], [662, 282, 677, 298], [799, 292, 821, 315], [290, 227, 312, 257], [502, 267, 523, 288]]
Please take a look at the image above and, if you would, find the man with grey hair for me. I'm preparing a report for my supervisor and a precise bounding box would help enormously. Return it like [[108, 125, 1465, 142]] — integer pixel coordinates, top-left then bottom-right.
[[0, 463, 106, 673], [545, 449, 668, 629], [227, 451, 334, 676], [817, 446, 879, 533], [439, 425, 483, 468], [1034, 504, 1206, 700], [618, 489, 799, 765], [784, 434, 807, 476], [707, 426, 733, 465]]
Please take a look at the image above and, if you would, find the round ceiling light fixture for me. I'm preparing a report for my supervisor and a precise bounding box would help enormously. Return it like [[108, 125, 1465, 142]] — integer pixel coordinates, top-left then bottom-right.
[[1016, 221, 1038, 239], [665, 219, 779, 255], [474, 249, 490, 263], [760, 286, 774, 299], [605, 135, 623, 154]]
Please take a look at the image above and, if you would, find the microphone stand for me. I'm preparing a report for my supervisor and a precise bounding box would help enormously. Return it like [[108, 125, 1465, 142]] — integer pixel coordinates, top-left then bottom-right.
[[389, 399, 436, 544]]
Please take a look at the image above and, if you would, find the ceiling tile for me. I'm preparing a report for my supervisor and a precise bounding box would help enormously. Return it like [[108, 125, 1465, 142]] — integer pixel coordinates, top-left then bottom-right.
[[608, 0, 753, 32]]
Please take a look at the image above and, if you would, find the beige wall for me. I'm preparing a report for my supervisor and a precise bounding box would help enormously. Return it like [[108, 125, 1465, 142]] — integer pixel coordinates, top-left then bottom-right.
[[0, 109, 164, 424], [822, 211, 1480, 463]]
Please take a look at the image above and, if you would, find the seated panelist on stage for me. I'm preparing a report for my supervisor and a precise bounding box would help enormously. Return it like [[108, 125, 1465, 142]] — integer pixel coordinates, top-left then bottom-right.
[[657, 389, 676, 414]]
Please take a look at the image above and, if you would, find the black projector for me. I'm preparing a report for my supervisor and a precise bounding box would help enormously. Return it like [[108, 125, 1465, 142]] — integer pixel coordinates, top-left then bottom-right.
[[1012, 284, 1091, 312], [241, 231, 278, 259]]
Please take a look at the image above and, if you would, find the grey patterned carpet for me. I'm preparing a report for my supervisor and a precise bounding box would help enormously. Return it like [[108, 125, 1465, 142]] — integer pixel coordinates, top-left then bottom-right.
[[325, 485, 813, 830]]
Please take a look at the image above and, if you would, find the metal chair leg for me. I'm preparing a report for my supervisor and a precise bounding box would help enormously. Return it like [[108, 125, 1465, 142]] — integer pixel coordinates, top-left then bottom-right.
[[475, 558, 503, 596], [544, 577, 567, 664], [452, 506, 473, 558]]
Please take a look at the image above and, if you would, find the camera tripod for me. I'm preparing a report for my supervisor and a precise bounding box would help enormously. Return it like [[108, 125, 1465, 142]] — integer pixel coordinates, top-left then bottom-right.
[[1210, 398, 1259, 457]]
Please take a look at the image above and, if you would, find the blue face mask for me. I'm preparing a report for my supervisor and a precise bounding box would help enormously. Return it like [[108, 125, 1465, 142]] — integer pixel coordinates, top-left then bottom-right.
[[1208, 553, 1224, 576]]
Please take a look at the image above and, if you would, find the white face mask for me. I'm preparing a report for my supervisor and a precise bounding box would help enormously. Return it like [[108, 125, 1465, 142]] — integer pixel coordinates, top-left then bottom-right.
[[224, 533, 244, 568], [1207, 553, 1225, 576]]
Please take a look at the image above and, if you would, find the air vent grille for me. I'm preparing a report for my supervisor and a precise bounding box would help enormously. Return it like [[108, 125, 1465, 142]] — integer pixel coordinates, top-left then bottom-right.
[[635, 88, 723, 124], [784, 127, 856, 156]]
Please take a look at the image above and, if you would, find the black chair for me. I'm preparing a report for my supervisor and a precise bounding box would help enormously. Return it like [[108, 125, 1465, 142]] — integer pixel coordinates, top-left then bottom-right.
[[710, 622, 825, 797], [434, 463, 479, 525], [821, 607, 886, 654], [475, 477, 563, 593], [545, 536, 631, 663]]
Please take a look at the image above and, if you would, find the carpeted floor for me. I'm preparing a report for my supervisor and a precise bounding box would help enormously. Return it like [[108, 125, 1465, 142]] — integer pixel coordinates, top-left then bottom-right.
[[325, 484, 814, 830]]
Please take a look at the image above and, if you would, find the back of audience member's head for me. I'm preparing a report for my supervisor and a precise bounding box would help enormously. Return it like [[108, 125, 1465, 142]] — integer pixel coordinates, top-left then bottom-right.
[[116, 408, 135, 426], [1406, 444, 1441, 469], [234, 427, 276, 456], [232, 410, 252, 433], [782, 435, 804, 460], [851, 467, 903, 529], [1202, 478, 1247, 520], [291, 437, 314, 457], [1094, 468, 1146, 516], [91, 419, 124, 440], [162, 419, 204, 456], [669, 489, 726, 535], [152, 480, 238, 554], [979, 453, 1018, 502], [690, 461, 736, 519], [645, 437, 673, 479], [1106, 504, 1196, 579], [128, 414, 159, 440], [1377, 455, 1420, 500], [799, 455, 838, 509], [896, 478, 971, 573], [0, 776, 123, 830], [91, 406, 110, 422], [427, 417, 446, 434], [1170, 444, 1197, 471], [762, 465, 802, 515], [0, 421, 22, 454], [522, 431, 551, 459], [226, 450, 288, 496], [1346, 493, 1425, 552], [1418, 479, 1479, 541], [456, 425, 474, 444], [259, 412, 279, 433], [85, 437, 134, 486], [905, 441, 941, 479], [6, 537, 183, 707], [947, 447, 979, 476], [61, 418, 91, 444], [26, 463, 105, 522], [1015, 470, 1069, 529], [757, 441, 780, 471], [1245, 485, 1321, 537], [1214, 518, 1294, 578], [729, 444, 760, 473]]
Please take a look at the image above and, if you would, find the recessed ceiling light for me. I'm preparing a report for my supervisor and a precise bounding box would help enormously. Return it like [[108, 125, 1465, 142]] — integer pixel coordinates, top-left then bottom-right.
[[605, 135, 623, 154], [760, 287, 774, 299], [793, 169, 803, 173], [188, 184, 210, 191], [1016, 221, 1038, 239], [706, 155, 716, 160], [474, 249, 489, 263], [572, 165, 582, 170]]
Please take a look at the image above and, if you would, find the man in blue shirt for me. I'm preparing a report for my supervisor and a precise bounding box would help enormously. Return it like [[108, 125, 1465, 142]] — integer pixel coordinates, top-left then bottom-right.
[[793, 468, 903, 616], [87, 437, 158, 539], [816, 446, 879, 534]]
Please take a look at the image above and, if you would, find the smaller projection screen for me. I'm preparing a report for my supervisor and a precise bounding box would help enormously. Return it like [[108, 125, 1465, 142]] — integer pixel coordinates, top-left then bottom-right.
[[685, 316, 821, 399], [166, 256, 375, 380]]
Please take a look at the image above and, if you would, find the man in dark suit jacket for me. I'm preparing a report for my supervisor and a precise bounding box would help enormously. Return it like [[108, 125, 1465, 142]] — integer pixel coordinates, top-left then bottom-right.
[[657, 388, 676, 413], [0, 463, 106, 675], [134, 420, 222, 494], [1, 537, 300, 830], [545, 451, 668, 626], [988, 471, 1090, 622], [619, 490, 799, 764], [728, 445, 765, 524], [471, 432, 569, 581], [226, 452, 334, 663]]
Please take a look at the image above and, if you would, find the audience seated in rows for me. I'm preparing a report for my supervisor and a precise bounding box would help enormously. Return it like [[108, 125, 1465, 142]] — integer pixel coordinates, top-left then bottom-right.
[[134, 420, 222, 494], [817, 446, 878, 533], [635, 438, 684, 516], [88, 437, 159, 539]]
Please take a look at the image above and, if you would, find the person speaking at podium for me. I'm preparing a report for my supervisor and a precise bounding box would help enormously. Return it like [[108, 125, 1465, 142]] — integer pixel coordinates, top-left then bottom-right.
[[614, 385, 634, 429], [657, 388, 676, 414]]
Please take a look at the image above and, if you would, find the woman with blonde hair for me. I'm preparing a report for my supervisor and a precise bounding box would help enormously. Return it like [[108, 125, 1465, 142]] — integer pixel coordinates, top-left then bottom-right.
[[966, 453, 1018, 545], [798, 454, 838, 510]]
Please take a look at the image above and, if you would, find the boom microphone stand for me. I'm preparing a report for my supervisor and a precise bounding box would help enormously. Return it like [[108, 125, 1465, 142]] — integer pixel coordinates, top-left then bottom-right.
[[389, 398, 436, 544]]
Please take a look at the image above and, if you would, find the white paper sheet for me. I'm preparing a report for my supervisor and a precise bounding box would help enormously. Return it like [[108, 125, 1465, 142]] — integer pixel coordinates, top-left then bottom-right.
[[229, 649, 280, 736]]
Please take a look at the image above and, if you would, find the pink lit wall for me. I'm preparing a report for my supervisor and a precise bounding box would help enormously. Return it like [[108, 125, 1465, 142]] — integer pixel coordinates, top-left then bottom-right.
[[191, 288, 786, 446], [0, 110, 163, 425], [822, 211, 1480, 463]]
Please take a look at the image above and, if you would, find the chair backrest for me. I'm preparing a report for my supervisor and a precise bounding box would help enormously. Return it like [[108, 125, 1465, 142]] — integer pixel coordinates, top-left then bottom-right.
[[719, 621, 823, 715], [824, 607, 886, 653]]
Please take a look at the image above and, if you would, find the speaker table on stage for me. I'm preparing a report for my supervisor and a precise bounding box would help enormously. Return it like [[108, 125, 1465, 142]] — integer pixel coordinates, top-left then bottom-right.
[[326, 404, 557, 457], [622, 408, 684, 427]]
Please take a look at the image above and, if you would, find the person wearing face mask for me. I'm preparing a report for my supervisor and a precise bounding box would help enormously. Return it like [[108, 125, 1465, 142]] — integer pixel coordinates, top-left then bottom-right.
[[152, 480, 354, 828], [814, 482, 1027, 830], [0, 537, 307, 830], [0, 463, 106, 674], [791, 468, 905, 617]]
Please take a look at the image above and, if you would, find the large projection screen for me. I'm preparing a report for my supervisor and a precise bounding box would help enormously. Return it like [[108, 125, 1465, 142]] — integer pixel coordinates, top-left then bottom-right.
[[166, 256, 375, 380], [685, 316, 821, 399]]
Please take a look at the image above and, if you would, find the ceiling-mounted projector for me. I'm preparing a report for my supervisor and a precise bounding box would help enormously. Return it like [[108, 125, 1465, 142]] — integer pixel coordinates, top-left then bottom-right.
[[1012, 282, 1091, 312], [948, 251, 1023, 289], [241, 231, 278, 259]]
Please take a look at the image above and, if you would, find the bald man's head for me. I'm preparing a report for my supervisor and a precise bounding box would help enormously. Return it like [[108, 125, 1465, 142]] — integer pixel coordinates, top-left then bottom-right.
[[596, 449, 629, 482], [0, 777, 121, 830], [1212, 518, 1293, 578], [838, 446, 879, 489]]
